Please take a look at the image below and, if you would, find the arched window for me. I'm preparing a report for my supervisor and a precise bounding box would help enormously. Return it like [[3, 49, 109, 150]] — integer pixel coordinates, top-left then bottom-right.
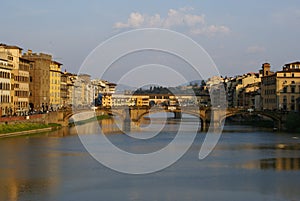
[[283, 96, 287, 103]]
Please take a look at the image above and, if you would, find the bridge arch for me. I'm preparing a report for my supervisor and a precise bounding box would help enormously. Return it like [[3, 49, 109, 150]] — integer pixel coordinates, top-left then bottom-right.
[[96, 108, 128, 120], [220, 110, 282, 128], [136, 109, 207, 130]]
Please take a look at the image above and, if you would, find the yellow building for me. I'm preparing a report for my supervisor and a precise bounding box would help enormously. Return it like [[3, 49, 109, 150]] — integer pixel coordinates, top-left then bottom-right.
[[50, 61, 62, 110], [261, 62, 300, 111], [134, 95, 150, 107], [235, 73, 261, 108], [102, 94, 113, 107], [91, 80, 116, 108]]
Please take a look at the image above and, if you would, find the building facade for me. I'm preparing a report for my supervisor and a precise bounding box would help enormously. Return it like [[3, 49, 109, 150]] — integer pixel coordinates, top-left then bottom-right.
[[0, 58, 13, 116], [91, 79, 116, 108], [65, 72, 76, 106], [16, 58, 30, 114], [50, 61, 62, 110], [60, 72, 68, 108], [261, 62, 300, 111], [22, 50, 52, 112], [0, 44, 30, 115]]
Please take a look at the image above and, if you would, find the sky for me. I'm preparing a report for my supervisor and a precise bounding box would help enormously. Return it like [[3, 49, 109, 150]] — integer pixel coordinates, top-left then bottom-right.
[[1, 0, 300, 81]]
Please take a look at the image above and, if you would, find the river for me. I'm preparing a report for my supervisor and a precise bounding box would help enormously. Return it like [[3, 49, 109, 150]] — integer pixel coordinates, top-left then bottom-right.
[[0, 117, 300, 201]]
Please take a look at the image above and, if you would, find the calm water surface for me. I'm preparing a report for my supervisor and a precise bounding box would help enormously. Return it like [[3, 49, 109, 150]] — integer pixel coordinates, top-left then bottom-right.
[[0, 118, 300, 201]]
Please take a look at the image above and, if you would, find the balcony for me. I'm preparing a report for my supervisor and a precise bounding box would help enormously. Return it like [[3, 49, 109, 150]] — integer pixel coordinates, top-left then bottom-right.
[[0, 62, 13, 70]]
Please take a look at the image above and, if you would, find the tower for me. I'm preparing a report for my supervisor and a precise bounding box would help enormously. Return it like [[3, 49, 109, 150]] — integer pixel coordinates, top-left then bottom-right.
[[262, 63, 271, 76]]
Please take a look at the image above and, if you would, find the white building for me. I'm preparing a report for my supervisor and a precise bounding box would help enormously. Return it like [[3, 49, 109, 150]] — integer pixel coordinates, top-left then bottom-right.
[[0, 58, 13, 116]]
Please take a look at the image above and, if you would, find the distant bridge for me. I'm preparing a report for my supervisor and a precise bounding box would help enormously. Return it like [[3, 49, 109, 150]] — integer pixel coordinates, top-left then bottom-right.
[[58, 106, 287, 131]]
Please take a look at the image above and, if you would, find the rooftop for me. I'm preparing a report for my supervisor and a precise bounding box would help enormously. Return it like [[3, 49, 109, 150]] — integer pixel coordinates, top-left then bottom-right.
[[0, 43, 23, 50], [284, 61, 300, 66]]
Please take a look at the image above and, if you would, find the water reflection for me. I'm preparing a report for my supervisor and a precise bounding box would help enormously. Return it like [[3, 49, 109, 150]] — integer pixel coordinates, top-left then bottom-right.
[[261, 158, 300, 170], [242, 158, 300, 171], [100, 119, 122, 134], [99, 118, 200, 134], [0, 120, 300, 201], [47, 126, 77, 137], [0, 137, 62, 201]]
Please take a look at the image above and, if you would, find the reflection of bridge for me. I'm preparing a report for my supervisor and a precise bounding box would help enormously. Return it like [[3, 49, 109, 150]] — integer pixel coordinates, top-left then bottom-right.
[[60, 106, 288, 131]]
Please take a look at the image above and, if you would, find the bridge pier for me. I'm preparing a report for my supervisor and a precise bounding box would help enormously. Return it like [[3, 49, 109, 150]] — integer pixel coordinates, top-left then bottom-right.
[[122, 118, 131, 132], [122, 108, 132, 132], [200, 119, 209, 131], [274, 120, 283, 131], [201, 121, 223, 132], [174, 112, 182, 119]]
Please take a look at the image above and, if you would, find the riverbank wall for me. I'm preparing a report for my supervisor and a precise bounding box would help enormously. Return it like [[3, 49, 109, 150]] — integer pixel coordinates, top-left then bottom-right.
[[0, 112, 65, 126], [0, 126, 61, 139]]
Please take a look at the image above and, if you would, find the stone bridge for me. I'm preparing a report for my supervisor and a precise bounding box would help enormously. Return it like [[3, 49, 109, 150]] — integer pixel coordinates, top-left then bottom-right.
[[59, 107, 287, 131]]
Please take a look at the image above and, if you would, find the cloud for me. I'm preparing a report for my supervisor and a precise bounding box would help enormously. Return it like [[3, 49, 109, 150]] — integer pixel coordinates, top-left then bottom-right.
[[179, 6, 194, 12], [246, 45, 266, 54], [114, 8, 205, 29], [190, 25, 231, 37], [114, 12, 145, 28], [114, 7, 230, 37]]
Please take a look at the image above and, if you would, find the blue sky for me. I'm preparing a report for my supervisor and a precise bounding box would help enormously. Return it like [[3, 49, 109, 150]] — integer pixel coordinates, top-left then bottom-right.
[[1, 0, 300, 77]]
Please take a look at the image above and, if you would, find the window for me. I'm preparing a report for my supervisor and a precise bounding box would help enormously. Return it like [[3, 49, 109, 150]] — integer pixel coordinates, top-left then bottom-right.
[[283, 87, 287, 93], [291, 95, 295, 103], [283, 96, 287, 103], [291, 86, 295, 93], [291, 104, 295, 111], [292, 73, 295, 78]]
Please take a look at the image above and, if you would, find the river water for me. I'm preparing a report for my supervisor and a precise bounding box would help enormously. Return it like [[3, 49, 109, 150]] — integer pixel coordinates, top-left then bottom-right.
[[0, 117, 300, 201]]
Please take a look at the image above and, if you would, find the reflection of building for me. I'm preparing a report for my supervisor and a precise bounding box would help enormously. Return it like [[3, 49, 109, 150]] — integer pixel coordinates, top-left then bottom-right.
[[261, 62, 300, 111], [100, 118, 122, 134], [0, 137, 62, 201], [260, 157, 300, 171]]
